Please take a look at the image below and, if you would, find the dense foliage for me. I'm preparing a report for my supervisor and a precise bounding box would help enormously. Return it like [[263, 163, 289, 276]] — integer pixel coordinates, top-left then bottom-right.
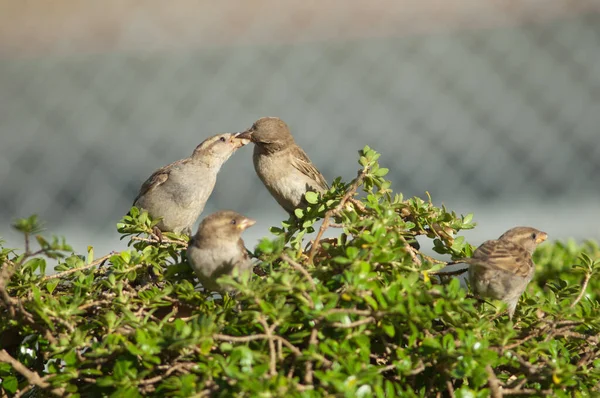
[[1, 147, 599, 397]]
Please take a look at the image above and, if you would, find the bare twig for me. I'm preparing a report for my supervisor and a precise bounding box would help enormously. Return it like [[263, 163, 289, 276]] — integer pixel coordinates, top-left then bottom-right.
[[446, 380, 455, 398], [409, 361, 426, 375], [399, 235, 421, 266], [570, 272, 592, 308], [378, 364, 397, 373], [305, 327, 319, 384], [419, 253, 447, 265], [258, 316, 278, 376], [281, 253, 315, 290], [321, 308, 374, 317], [42, 254, 112, 281], [213, 333, 302, 357], [0, 261, 19, 316], [331, 316, 376, 328], [14, 383, 36, 398], [258, 315, 277, 376], [130, 236, 188, 247], [138, 362, 196, 386], [308, 169, 367, 264], [0, 350, 65, 396], [485, 365, 503, 398], [502, 388, 552, 396]]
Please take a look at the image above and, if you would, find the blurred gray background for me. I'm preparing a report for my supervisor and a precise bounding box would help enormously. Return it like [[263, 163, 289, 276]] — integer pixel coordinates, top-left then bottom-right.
[[1, 1, 599, 257]]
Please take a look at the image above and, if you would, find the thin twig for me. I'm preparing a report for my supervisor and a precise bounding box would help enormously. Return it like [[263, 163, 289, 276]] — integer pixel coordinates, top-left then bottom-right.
[[14, 383, 35, 398], [42, 254, 112, 281], [502, 389, 552, 396], [378, 364, 397, 373], [446, 380, 455, 398], [485, 365, 503, 398], [331, 316, 376, 328], [258, 316, 277, 376], [213, 333, 302, 357], [130, 236, 188, 247], [308, 169, 367, 264], [399, 235, 421, 266], [321, 308, 374, 317], [281, 253, 315, 290], [305, 327, 319, 384], [0, 350, 65, 396], [419, 253, 447, 265], [570, 272, 592, 308]]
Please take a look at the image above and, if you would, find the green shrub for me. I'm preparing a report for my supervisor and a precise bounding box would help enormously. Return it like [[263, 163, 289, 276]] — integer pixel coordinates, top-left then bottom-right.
[[1, 147, 598, 397]]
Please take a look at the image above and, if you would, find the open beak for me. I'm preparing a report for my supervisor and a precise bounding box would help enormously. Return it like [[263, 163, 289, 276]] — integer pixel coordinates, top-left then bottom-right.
[[232, 132, 251, 148], [236, 130, 253, 142], [536, 232, 548, 244], [237, 217, 256, 230]]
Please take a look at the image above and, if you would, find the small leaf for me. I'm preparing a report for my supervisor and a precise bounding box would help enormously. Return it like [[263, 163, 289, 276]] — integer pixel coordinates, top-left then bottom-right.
[[1, 376, 18, 394], [305, 191, 319, 204], [46, 279, 59, 294]]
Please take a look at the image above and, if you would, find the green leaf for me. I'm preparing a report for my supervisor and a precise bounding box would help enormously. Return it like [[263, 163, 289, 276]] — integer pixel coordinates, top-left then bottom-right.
[[1, 376, 18, 394], [305, 191, 319, 204], [46, 279, 59, 294]]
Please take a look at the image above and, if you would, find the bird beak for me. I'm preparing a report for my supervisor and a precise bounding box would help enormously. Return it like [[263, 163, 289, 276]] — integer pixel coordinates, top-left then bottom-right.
[[236, 130, 254, 142], [232, 132, 251, 148], [536, 232, 548, 244], [237, 217, 256, 230]]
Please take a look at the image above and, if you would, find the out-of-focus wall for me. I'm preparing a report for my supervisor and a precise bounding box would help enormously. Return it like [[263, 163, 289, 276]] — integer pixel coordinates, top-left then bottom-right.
[[1, 1, 599, 256]]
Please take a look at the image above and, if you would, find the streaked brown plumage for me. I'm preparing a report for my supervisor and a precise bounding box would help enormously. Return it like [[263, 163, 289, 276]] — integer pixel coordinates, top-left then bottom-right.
[[133, 133, 249, 235], [466, 226, 548, 319], [237, 117, 328, 214], [187, 210, 255, 292]]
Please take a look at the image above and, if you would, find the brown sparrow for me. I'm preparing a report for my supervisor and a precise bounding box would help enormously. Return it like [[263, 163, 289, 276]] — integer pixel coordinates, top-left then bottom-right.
[[237, 117, 328, 214], [466, 226, 548, 319], [186, 210, 255, 292], [133, 133, 249, 235]]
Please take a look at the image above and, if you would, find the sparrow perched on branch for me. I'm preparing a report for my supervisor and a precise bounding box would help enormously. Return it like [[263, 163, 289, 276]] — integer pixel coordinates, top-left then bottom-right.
[[237, 117, 328, 214], [466, 226, 548, 319], [186, 210, 255, 292], [133, 133, 249, 235]]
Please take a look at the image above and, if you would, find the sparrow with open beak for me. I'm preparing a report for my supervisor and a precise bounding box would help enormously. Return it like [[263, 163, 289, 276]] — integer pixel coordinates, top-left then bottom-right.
[[132, 133, 250, 235], [466, 226, 548, 319], [237, 117, 328, 214], [187, 210, 256, 292]]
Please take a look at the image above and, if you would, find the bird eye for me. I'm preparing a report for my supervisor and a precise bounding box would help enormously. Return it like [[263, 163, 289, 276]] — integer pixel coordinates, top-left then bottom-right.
[[219, 137, 226, 142], [231, 219, 237, 225]]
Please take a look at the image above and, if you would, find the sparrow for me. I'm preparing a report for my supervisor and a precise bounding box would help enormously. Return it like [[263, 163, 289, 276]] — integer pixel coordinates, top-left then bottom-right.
[[237, 117, 329, 214], [466, 226, 548, 319], [133, 133, 249, 235], [186, 210, 255, 292]]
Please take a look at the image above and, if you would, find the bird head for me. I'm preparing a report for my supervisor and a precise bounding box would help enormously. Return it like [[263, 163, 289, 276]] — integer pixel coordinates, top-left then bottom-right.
[[237, 117, 295, 148], [498, 226, 548, 254], [192, 133, 249, 165], [194, 210, 256, 242]]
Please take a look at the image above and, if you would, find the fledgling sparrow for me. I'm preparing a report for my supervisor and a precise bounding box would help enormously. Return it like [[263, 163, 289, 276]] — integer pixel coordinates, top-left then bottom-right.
[[187, 210, 255, 292], [466, 226, 548, 319], [237, 117, 328, 214], [133, 133, 249, 235]]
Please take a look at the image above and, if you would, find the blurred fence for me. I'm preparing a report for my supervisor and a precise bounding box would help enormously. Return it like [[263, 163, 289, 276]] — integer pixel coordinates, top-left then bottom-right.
[[1, 2, 599, 254]]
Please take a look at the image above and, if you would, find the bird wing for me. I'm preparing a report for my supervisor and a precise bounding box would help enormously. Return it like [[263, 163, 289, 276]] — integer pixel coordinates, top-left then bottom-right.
[[291, 146, 329, 191], [467, 239, 533, 277], [133, 158, 190, 205]]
